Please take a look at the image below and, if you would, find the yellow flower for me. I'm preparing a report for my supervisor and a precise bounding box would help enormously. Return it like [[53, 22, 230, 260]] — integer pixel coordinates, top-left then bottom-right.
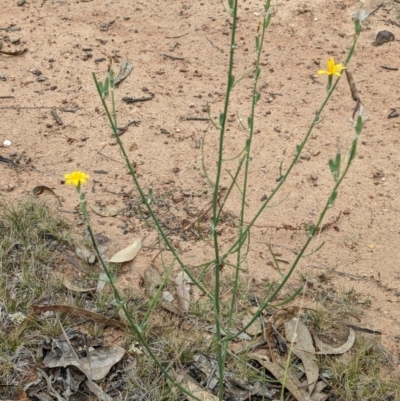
[[317, 57, 346, 77], [64, 171, 90, 187]]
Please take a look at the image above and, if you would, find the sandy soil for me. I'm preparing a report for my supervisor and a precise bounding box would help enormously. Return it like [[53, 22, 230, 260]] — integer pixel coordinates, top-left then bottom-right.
[[1, 0, 400, 361]]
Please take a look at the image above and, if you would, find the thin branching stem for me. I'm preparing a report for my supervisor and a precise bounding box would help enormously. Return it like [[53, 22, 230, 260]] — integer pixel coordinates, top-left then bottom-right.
[[92, 73, 211, 302]]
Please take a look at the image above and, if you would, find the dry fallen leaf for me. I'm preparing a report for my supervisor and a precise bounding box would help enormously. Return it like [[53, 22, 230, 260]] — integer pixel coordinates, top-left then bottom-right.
[[249, 353, 312, 401], [313, 328, 356, 355], [31, 185, 62, 206], [173, 370, 218, 401], [44, 343, 125, 381], [144, 266, 162, 298], [284, 317, 319, 394], [114, 59, 133, 85], [242, 312, 262, 336], [175, 271, 193, 313], [33, 304, 126, 328], [91, 204, 123, 217], [54, 271, 96, 293], [109, 237, 142, 263]]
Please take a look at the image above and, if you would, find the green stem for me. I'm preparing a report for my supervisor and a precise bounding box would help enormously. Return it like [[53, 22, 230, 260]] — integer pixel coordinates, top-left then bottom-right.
[[75, 186, 202, 401], [220, 31, 360, 266], [212, 0, 239, 398], [92, 73, 211, 302]]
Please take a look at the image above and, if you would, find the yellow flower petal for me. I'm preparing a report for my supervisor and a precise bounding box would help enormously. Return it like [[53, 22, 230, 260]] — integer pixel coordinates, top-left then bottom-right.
[[64, 171, 90, 187], [317, 57, 346, 77]]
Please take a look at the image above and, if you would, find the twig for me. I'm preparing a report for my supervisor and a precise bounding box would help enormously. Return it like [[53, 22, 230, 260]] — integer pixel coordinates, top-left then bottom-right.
[[51, 109, 63, 125], [122, 96, 153, 104], [368, 3, 383, 16], [381, 65, 398, 71], [206, 37, 224, 53], [169, 42, 178, 52], [117, 119, 141, 135], [387, 19, 400, 28], [163, 53, 184, 60], [0, 106, 53, 110], [95, 149, 125, 164], [165, 32, 188, 39], [186, 116, 210, 121], [0, 96, 15, 99]]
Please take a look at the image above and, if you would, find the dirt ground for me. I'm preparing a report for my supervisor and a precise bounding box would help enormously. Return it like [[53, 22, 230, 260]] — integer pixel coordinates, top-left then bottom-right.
[[1, 0, 400, 362]]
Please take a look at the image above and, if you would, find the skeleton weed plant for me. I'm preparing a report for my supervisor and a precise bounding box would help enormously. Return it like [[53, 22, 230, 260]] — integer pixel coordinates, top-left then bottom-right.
[[65, 0, 367, 399]]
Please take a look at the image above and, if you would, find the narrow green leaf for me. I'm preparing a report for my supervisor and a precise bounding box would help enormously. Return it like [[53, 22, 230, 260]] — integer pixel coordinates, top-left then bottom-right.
[[147, 186, 153, 205], [247, 116, 253, 132], [228, 74, 235, 90], [264, 0, 271, 11], [355, 114, 363, 135], [109, 70, 115, 88], [354, 19, 361, 35], [296, 144, 301, 154], [349, 140, 358, 163], [264, 13, 272, 28], [254, 92, 261, 105], [328, 190, 338, 207], [307, 225, 315, 238], [255, 36, 260, 52], [255, 67, 261, 81], [219, 112, 225, 128]]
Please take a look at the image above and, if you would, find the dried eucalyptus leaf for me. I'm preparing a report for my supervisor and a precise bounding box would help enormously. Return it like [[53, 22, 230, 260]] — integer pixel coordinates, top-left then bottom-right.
[[109, 238, 142, 263], [114, 59, 133, 85], [313, 328, 355, 355], [284, 317, 318, 394], [144, 266, 162, 298]]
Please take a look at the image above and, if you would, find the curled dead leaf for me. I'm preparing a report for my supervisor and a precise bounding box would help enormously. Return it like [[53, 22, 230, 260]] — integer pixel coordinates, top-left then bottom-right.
[[313, 328, 355, 355], [109, 237, 142, 263]]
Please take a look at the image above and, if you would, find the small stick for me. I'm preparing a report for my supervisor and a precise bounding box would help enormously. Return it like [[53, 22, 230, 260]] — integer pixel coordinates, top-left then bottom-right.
[[165, 32, 188, 39], [169, 42, 178, 52], [206, 37, 224, 53], [163, 53, 184, 60], [0, 96, 15, 99], [381, 65, 398, 71], [186, 116, 209, 121], [368, 3, 383, 16], [122, 96, 153, 104], [0, 106, 53, 110], [51, 109, 63, 125], [117, 119, 141, 135]]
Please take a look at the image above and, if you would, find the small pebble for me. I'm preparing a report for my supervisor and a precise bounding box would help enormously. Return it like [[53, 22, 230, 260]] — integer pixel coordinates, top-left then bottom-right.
[[17, 0, 26, 5], [310, 173, 318, 181], [172, 167, 180, 174], [374, 30, 395, 46], [3, 140, 11, 147]]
